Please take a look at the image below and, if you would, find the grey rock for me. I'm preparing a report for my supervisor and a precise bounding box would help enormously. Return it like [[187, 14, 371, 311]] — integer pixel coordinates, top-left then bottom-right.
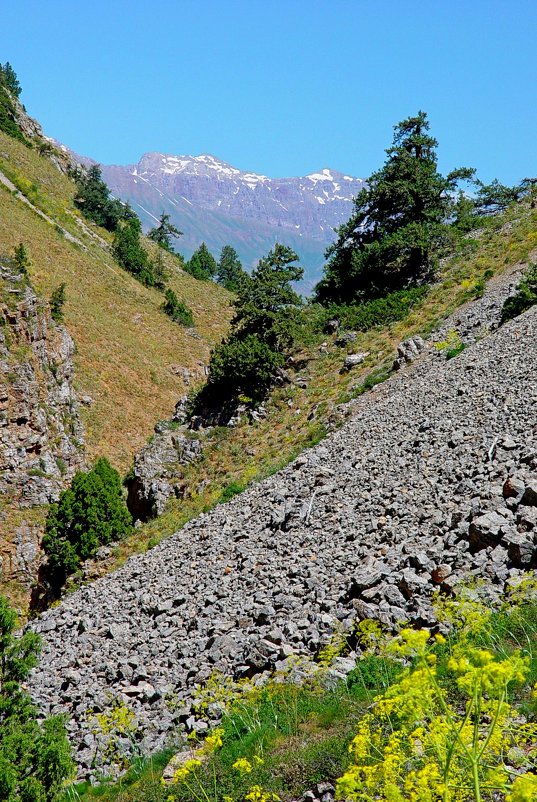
[[341, 352, 369, 372]]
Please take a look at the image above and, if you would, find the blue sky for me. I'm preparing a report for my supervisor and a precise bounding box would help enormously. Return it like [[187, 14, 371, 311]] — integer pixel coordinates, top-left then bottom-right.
[[2, 1, 536, 183]]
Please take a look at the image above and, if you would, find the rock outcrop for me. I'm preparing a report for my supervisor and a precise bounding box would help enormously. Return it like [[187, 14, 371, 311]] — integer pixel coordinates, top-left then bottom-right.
[[28, 292, 537, 772], [0, 259, 84, 587], [127, 421, 203, 521]]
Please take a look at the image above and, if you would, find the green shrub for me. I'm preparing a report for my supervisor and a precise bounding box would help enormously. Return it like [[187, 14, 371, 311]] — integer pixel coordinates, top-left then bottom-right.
[[204, 335, 284, 403], [13, 242, 30, 275], [0, 596, 74, 800], [161, 288, 194, 326], [43, 457, 132, 588], [321, 286, 427, 334], [501, 263, 537, 323], [50, 283, 66, 323], [219, 480, 246, 503]]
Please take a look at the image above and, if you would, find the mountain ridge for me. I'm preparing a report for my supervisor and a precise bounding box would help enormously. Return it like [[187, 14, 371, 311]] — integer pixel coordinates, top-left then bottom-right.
[[97, 152, 365, 291]]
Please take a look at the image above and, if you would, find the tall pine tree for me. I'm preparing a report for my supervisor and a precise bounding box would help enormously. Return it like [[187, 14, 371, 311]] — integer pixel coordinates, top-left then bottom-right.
[[315, 112, 473, 304]]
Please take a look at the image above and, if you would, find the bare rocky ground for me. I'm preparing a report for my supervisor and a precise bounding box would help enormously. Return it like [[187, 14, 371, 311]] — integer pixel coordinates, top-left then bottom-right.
[[28, 264, 537, 774]]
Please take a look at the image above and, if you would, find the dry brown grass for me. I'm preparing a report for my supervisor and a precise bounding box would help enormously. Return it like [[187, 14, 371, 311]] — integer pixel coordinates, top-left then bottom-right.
[[0, 131, 232, 470]]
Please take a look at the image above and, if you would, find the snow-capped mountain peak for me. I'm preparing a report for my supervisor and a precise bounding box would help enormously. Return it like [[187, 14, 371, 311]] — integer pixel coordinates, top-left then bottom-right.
[[100, 152, 365, 290]]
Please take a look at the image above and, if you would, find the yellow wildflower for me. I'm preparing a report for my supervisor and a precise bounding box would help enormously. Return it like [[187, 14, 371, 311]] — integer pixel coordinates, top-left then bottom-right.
[[232, 757, 253, 774]]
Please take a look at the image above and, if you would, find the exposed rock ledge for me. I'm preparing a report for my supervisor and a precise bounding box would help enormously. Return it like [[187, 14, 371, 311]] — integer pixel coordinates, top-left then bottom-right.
[[0, 261, 84, 588]]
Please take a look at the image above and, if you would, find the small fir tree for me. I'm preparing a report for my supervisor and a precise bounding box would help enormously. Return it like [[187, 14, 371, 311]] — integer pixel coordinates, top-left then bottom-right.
[[216, 245, 247, 291], [147, 212, 183, 251], [50, 283, 66, 322], [73, 164, 127, 231], [43, 457, 132, 588], [0, 62, 21, 97], [113, 217, 156, 286], [161, 287, 194, 326], [196, 244, 303, 407], [13, 242, 30, 275], [186, 242, 218, 280]]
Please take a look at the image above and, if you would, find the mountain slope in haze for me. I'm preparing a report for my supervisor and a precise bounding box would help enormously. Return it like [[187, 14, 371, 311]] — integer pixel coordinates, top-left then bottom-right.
[[100, 153, 365, 291]]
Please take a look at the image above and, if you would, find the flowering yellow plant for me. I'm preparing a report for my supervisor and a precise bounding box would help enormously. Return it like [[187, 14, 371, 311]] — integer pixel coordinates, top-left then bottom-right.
[[337, 622, 537, 802], [232, 757, 253, 774]]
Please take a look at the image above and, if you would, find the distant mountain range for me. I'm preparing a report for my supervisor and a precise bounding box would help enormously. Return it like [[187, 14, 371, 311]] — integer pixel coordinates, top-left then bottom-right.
[[96, 153, 365, 293]]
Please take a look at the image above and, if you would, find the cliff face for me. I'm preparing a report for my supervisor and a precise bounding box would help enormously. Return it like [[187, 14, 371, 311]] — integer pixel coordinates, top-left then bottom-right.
[[0, 258, 84, 589]]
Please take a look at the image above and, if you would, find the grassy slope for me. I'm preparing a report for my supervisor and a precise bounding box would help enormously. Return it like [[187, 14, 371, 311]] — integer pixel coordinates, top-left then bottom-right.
[[0, 131, 232, 470], [93, 201, 537, 575]]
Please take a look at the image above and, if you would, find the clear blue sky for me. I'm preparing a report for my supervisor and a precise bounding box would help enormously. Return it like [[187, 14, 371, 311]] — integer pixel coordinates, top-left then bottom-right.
[[2, 1, 536, 183]]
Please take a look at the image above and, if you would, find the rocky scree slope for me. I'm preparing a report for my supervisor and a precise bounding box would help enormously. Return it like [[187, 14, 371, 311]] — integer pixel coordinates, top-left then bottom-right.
[[0, 261, 84, 588], [29, 297, 537, 770]]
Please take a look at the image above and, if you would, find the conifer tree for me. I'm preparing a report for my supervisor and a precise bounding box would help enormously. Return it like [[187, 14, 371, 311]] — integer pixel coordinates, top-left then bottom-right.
[[50, 283, 66, 322], [43, 457, 132, 588], [187, 242, 217, 280], [147, 212, 182, 251], [315, 111, 474, 304], [0, 62, 21, 97], [197, 244, 303, 405], [216, 245, 247, 291]]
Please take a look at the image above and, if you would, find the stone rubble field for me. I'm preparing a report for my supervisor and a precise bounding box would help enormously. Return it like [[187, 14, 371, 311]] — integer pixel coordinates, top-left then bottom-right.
[[28, 275, 537, 770]]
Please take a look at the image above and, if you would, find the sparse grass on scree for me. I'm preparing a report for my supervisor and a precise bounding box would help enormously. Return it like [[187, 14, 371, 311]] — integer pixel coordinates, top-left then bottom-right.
[[0, 130, 232, 471], [63, 589, 537, 802]]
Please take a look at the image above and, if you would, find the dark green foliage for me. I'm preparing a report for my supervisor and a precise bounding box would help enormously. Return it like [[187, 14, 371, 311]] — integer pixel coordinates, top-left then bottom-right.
[[197, 244, 303, 407], [501, 263, 537, 323], [12, 242, 30, 275], [321, 286, 427, 334], [151, 250, 169, 289], [216, 245, 247, 291], [219, 480, 246, 503], [473, 178, 523, 217], [113, 218, 157, 287], [147, 213, 182, 251], [50, 283, 66, 323], [315, 111, 474, 304], [208, 335, 284, 401], [185, 242, 217, 281], [73, 165, 128, 232], [0, 63, 21, 97], [0, 62, 25, 142], [0, 596, 74, 801], [445, 341, 465, 359], [161, 288, 194, 326], [231, 243, 303, 350], [43, 457, 132, 588]]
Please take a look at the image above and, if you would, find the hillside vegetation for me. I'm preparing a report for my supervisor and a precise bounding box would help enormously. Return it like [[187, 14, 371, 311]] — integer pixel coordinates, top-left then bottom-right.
[[0, 130, 232, 470], [94, 196, 537, 576]]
